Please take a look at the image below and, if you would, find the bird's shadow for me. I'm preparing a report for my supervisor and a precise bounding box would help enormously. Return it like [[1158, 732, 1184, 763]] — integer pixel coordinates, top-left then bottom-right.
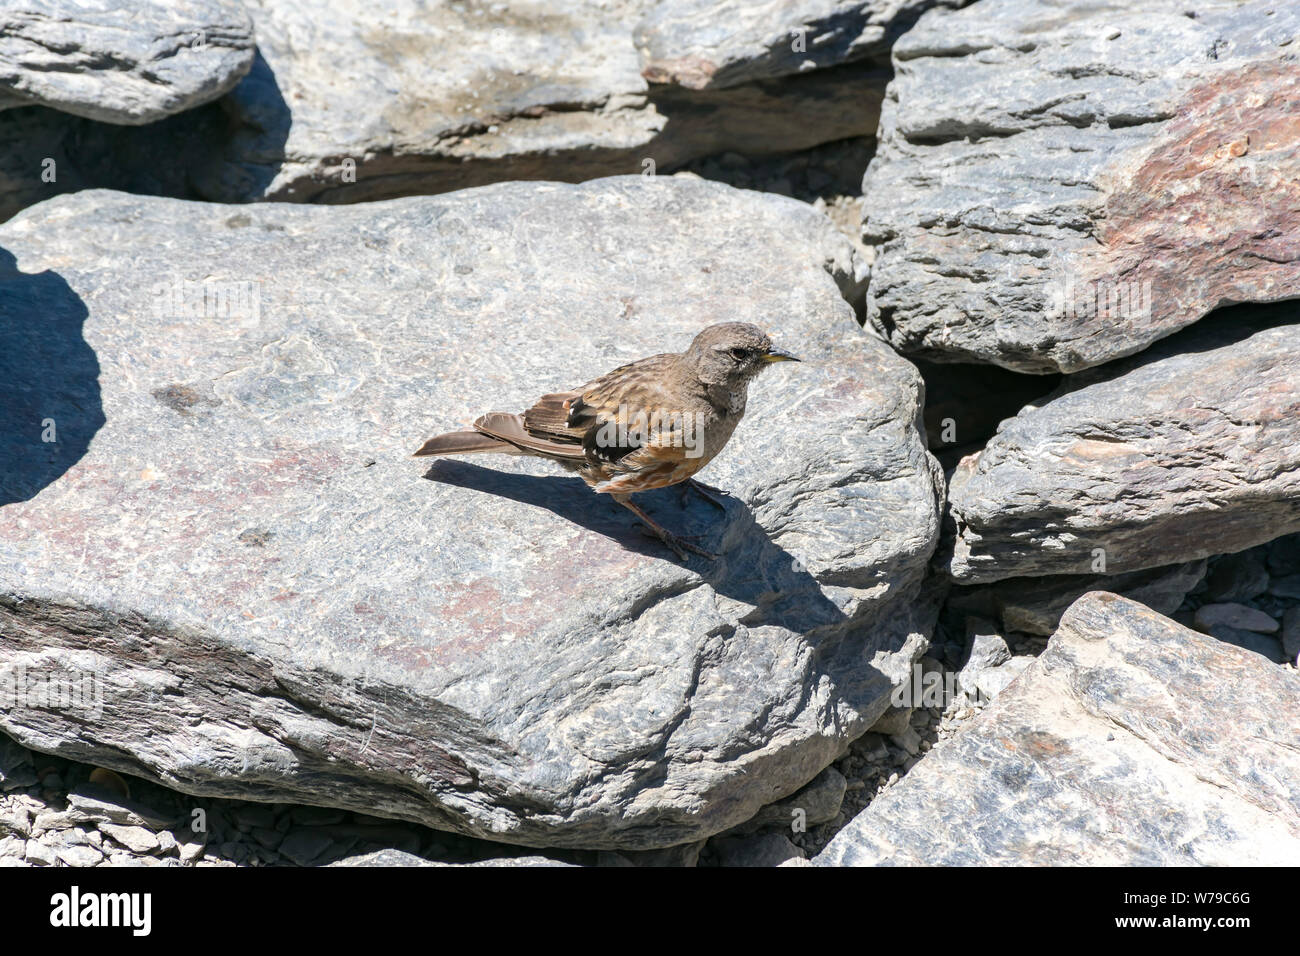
[[0, 247, 102, 506], [422, 459, 847, 634]]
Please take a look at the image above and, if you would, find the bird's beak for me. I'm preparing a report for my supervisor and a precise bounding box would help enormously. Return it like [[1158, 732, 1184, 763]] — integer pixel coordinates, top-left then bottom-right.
[[761, 347, 801, 363]]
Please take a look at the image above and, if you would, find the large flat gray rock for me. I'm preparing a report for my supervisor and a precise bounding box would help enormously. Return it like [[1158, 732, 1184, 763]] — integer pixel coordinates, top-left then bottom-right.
[[0, 0, 254, 124], [1, 0, 908, 220], [862, 0, 1300, 373], [0, 177, 942, 850], [816, 593, 1300, 865], [217, 0, 657, 204], [947, 312, 1300, 584]]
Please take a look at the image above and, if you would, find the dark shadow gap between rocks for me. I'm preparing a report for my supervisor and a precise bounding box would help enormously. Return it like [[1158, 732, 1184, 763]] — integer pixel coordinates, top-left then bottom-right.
[[672, 136, 875, 204], [0, 49, 290, 222], [915, 358, 1063, 471]]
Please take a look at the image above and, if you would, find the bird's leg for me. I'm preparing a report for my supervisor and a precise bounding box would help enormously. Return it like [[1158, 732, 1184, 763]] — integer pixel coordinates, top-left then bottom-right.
[[681, 478, 729, 513], [613, 494, 718, 561]]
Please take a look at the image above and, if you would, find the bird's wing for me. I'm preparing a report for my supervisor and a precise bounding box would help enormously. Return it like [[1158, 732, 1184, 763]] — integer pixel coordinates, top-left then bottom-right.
[[474, 411, 587, 461], [572, 354, 692, 463], [575, 353, 678, 410], [522, 391, 586, 444], [517, 353, 688, 465]]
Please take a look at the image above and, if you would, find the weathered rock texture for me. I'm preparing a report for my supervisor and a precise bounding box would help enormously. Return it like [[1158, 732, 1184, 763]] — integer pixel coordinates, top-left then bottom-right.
[[0, 0, 255, 123], [863, 0, 1300, 373], [0, 177, 942, 849], [635, 0, 955, 89], [816, 593, 1300, 865], [947, 312, 1300, 584], [0, 0, 950, 221]]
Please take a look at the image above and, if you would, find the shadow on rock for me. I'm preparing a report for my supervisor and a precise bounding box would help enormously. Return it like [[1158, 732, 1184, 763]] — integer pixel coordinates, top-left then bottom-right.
[[186, 48, 292, 203], [0, 248, 102, 505], [422, 459, 847, 634]]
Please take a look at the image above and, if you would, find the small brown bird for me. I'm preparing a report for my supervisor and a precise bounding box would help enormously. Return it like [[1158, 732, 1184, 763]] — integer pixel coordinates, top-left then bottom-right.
[[414, 322, 800, 559]]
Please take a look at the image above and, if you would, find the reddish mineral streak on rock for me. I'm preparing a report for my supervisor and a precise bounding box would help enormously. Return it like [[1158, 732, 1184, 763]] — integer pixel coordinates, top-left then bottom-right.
[[406, 535, 648, 671], [828, 375, 867, 403], [423, 579, 511, 666], [1021, 732, 1066, 758], [642, 55, 719, 89], [1073, 61, 1300, 356]]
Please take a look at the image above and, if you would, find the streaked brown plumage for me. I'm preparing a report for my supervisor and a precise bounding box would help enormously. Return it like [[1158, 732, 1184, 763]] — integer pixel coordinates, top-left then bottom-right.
[[414, 322, 800, 559]]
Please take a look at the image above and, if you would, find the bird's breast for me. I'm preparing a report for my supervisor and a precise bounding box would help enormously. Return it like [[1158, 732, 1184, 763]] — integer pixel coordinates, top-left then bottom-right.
[[690, 409, 741, 468]]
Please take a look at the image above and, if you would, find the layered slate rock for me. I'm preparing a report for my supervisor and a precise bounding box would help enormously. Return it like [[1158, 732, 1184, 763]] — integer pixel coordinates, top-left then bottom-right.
[[946, 312, 1300, 584], [0, 177, 942, 850], [191, 0, 913, 203], [635, 0, 955, 89], [0, 0, 254, 124], [816, 593, 1300, 865], [1, 0, 923, 220], [862, 0, 1300, 373], [202, 0, 661, 205]]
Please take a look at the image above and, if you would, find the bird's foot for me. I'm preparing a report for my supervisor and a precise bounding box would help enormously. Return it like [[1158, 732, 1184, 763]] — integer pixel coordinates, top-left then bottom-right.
[[681, 478, 730, 513], [615, 493, 719, 560]]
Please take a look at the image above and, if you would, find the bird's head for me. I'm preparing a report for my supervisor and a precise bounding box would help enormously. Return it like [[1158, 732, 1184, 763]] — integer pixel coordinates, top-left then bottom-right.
[[686, 321, 800, 389]]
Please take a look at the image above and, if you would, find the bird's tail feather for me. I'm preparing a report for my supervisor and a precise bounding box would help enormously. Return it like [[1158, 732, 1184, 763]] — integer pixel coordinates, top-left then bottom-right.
[[413, 430, 519, 457]]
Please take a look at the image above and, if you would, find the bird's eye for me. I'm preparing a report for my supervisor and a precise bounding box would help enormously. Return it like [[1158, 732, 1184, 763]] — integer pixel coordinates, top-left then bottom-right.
[[729, 348, 748, 361]]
